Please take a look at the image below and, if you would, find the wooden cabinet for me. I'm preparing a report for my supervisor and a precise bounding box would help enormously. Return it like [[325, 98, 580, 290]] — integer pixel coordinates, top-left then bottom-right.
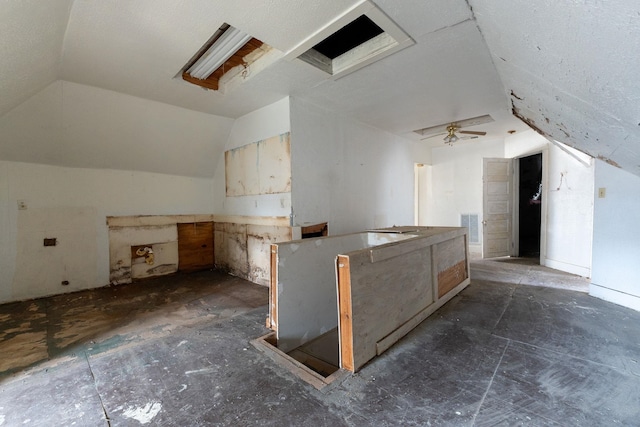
[[177, 222, 214, 271]]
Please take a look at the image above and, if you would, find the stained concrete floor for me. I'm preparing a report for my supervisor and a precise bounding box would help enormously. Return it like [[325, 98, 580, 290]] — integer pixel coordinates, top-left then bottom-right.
[[1, 263, 639, 426]]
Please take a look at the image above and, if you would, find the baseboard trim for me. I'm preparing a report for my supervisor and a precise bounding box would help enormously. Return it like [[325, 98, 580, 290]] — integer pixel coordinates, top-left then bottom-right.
[[543, 258, 590, 278], [590, 284, 640, 312]]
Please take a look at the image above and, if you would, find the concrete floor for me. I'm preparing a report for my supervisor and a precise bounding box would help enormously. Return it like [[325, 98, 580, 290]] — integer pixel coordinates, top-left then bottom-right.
[[1, 262, 639, 426]]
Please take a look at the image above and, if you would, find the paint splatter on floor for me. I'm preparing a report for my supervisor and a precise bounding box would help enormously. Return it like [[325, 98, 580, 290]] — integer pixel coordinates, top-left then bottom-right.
[[122, 401, 162, 424]]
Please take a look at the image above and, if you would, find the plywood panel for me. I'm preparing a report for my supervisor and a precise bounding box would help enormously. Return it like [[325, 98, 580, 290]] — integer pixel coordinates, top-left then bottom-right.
[[337, 227, 469, 372], [178, 222, 214, 272], [435, 235, 466, 272], [346, 247, 433, 370], [258, 133, 291, 194], [438, 260, 467, 298], [225, 132, 291, 197]]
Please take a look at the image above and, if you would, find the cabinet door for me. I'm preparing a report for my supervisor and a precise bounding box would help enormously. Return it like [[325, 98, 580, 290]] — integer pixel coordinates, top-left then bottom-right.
[[178, 222, 214, 271]]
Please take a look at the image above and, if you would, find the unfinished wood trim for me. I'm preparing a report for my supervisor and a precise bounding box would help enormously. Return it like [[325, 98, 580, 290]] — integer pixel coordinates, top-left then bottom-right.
[[107, 214, 216, 227], [438, 260, 468, 298], [269, 244, 278, 330], [251, 333, 349, 391], [336, 255, 355, 372], [212, 215, 290, 227], [182, 73, 220, 90], [287, 349, 339, 377]]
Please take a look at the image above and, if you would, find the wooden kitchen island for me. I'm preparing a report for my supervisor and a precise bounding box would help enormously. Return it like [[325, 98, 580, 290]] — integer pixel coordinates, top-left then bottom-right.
[[261, 226, 470, 385]]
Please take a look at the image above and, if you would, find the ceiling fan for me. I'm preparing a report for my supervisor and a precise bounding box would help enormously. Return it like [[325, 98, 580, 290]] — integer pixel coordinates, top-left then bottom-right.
[[441, 124, 486, 145], [415, 114, 493, 145]]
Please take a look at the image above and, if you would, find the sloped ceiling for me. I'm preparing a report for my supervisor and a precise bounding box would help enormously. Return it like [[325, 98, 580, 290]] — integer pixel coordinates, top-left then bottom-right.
[[1, 0, 638, 176], [0, 0, 73, 116], [470, 0, 640, 175]]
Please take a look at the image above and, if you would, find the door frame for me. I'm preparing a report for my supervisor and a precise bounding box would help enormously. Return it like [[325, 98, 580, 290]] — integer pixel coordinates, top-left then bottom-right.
[[414, 163, 431, 226], [510, 149, 549, 261], [482, 151, 549, 261]]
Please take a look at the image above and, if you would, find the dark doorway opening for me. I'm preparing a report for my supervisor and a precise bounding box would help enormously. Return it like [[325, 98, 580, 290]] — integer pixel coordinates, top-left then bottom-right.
[[518, 154, 542, 258]]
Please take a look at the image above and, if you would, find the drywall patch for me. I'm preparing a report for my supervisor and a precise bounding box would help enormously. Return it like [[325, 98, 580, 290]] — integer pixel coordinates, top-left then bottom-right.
[[225, 132, 291, 197]]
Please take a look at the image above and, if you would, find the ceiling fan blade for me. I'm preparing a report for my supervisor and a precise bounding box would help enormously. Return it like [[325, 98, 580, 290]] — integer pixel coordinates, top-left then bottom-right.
[[458, 130, 486, 136]]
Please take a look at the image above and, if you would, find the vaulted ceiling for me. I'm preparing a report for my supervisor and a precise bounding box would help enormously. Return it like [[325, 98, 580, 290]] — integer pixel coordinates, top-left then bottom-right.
[[1, 0, 638, 176]]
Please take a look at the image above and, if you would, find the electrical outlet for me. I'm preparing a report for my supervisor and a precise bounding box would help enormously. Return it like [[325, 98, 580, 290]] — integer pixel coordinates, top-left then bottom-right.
[[17, 200, 27, 210], [598, 188, 606, 198]]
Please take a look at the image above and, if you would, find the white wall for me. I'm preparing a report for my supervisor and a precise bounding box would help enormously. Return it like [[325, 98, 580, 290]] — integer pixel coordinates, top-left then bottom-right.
[[0, 161, 214, 303], [428, 138, 504, 257], [426, 130, 594, 270], [290, 97, 420, 235], [543, 143, 594, 276], [590, 160, 640, 311], [213, 97, 291, 217], [0, 80, 234, 177], [506, 131, 594, 277]]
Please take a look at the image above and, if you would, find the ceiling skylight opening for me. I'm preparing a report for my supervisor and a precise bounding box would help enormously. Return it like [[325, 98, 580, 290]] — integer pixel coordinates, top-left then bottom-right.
[[313, 15, 384, 60], [286, 1, 414, 79], [181, 23, 278, 92]]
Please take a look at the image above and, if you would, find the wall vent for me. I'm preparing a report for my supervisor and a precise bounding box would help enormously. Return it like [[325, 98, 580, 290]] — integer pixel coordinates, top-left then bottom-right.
[[286, 1, 414, 79], [461, 214, 480, 244]]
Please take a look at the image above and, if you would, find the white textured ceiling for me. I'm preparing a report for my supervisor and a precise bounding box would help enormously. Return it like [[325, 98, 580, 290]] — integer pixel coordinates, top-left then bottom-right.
[[0, 0, 73, 115], [470, 0, 640, 175], [1, 0, 639, 176]]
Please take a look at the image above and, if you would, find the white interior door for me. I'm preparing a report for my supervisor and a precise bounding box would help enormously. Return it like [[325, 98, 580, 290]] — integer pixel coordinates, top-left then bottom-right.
[[483, 158, 513, 258]]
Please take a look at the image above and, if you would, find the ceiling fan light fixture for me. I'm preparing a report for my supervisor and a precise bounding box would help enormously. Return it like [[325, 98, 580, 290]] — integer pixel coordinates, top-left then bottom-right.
[[443, 124, 459, 145], [443, 134, 459, 145]]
